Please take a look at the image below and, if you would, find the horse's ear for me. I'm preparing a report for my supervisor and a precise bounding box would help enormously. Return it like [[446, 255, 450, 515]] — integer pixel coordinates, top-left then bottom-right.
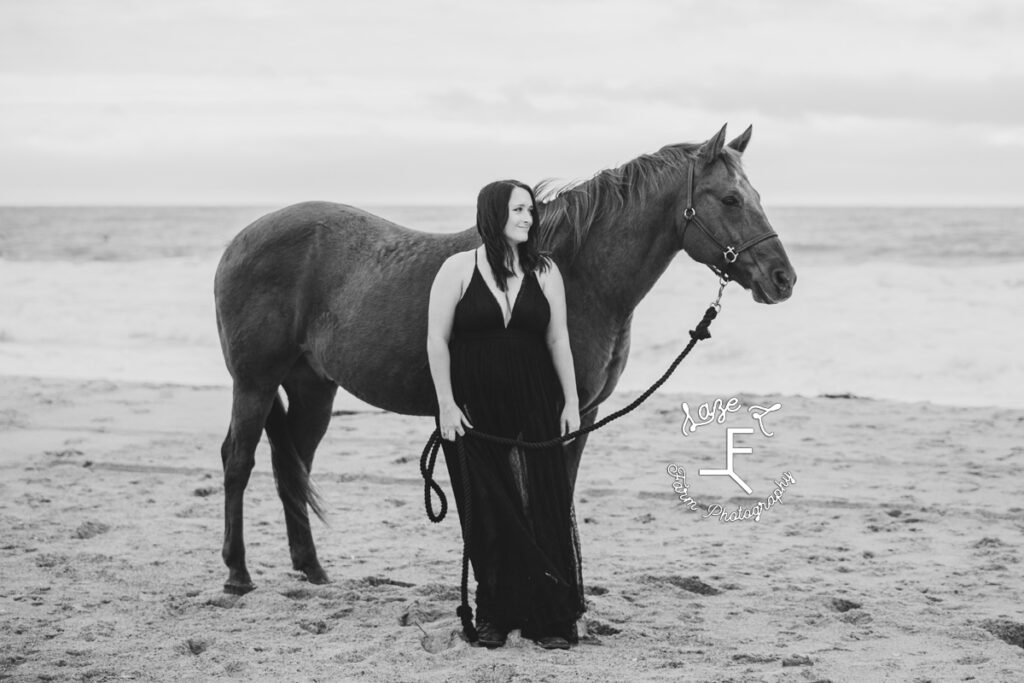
[[727, 125, 753, 155], [698, 124, 728, 165]]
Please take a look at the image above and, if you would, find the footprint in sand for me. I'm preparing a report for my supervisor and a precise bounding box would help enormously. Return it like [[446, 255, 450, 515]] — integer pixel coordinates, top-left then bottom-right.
[[298, 619, 330, 635], [45, 448, 84, 458], [732, 653, 777, 664], [184, 637, 210, 655], [587, 619, 621, 636], [73, 521, 109, 539], [415, 583, 461, 601], [420, 628, 463, 654], [979, 618, 1024, 649], [205, 594, 243, 609], [35, 553, 68, 568], [828, 597, 862, 612], [398, 601, 448, 626], [971, 537, 1007, 550], [360, 575, 415, 588], [781, 654, 813, 667], [174, 505, 205, 519], [640, 574, 721, 595], [281, 587, 316, 601]]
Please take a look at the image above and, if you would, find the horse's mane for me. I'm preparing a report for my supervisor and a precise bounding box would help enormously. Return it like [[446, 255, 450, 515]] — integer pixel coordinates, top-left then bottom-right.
[[534, 142, 743, 262]]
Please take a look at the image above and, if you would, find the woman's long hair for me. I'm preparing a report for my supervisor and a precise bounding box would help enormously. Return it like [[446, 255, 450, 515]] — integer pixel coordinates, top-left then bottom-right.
[[476, 179, 550, 292]]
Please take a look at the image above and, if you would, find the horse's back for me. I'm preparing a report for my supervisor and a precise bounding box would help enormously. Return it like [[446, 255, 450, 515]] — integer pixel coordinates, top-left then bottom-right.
[[215, 201, 477, 414], [219, 201, 406, 270]]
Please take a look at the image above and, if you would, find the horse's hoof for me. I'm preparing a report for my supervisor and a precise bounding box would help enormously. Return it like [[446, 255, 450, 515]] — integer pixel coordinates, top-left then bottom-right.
[[223, 580, 255, 595], [304, 567, 330, 585]]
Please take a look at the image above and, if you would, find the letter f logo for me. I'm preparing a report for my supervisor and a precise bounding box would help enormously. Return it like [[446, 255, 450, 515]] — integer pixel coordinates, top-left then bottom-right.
[[699, 428, 754, 494]]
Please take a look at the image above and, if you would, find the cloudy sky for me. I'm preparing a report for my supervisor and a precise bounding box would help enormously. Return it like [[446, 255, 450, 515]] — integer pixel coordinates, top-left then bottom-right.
[[1, 0, 1020, 205]]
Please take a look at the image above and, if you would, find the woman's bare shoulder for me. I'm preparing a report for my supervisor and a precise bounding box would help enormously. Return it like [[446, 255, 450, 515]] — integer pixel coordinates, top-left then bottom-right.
[[435, 249, 477, 286], [436, 248, 472, 268], [534, 255, 562, 287]]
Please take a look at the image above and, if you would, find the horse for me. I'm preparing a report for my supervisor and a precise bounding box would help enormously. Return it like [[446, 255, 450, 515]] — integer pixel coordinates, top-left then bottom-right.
[[213, 123, 797, 595]]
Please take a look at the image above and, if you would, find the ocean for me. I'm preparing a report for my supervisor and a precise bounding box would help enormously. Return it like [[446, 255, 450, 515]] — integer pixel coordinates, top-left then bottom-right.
[[1, 205, 1021, 409]]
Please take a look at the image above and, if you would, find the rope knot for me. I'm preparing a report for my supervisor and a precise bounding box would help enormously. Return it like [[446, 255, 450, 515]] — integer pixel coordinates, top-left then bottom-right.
[[456, 601, 478, 642], [689, 306, 718, 341]]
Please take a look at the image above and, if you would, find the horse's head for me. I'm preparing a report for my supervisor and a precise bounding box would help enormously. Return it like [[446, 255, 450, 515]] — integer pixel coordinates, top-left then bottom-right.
[[673, 125, 796, 304]]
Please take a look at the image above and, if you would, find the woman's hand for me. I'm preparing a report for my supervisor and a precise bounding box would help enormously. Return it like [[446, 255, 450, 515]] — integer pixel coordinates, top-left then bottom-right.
[[438, 401, 473, 442], [560, 403, 580, 444]]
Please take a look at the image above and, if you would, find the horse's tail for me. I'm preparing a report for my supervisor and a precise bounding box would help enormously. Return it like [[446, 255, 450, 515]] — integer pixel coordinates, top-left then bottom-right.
[[265, 394, 327, 525]]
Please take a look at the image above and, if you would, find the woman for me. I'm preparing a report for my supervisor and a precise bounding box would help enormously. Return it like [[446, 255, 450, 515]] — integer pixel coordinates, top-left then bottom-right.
[[426, 179, 585, 650]]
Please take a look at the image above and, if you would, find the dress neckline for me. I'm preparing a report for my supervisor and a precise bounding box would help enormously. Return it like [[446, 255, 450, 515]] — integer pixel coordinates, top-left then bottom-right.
[[473, 257, 531, 330]]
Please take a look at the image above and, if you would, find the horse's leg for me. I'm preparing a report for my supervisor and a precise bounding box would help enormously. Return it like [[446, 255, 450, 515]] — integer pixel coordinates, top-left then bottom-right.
[[278, 357, 337, 584], [221, 383, 278, 595], [564, 407, 598, 494]]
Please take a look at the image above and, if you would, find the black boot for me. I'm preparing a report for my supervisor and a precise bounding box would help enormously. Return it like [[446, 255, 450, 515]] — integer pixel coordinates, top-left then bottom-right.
[[476, 620, 508, 648]]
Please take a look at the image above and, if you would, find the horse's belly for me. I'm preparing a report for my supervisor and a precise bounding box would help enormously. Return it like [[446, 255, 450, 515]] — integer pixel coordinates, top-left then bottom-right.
[[304, 321, 436, 416]]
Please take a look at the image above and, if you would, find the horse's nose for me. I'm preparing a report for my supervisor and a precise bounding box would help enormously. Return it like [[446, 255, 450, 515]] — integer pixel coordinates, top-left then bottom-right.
[[772, 267, 795, 291]]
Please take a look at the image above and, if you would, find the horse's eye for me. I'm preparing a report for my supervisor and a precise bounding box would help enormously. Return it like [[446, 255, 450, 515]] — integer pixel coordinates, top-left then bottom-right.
[[722, 195, 740, 207]]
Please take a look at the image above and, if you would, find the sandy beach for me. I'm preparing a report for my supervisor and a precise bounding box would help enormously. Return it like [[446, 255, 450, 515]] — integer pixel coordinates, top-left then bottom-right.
[[1, 375, 1022, 682], [4, 0, 1023, 680]]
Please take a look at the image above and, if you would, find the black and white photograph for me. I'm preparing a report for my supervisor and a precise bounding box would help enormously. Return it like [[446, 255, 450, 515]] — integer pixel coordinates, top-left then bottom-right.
[[1, 1, 1021, 681]]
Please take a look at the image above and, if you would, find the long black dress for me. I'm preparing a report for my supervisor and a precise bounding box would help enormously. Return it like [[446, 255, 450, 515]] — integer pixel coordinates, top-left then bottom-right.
[[439, 252, 585, 642]]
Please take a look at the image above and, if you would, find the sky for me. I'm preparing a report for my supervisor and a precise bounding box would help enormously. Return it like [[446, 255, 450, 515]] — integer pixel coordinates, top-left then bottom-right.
[[1, 0, 1021, 206]]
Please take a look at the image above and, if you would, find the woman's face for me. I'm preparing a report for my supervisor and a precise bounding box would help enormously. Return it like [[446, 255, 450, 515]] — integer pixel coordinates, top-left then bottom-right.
[[503, 186, 534, 245]]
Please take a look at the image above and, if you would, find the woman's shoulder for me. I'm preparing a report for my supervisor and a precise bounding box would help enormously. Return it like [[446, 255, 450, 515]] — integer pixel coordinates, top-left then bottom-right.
[[434, 249, 477, 287], [438, 249, 476, 271], [532, 254, 562, 286]]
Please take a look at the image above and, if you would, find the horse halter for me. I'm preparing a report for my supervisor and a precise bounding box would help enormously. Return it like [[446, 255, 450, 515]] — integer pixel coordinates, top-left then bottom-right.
[[680, 161, 779, 281]]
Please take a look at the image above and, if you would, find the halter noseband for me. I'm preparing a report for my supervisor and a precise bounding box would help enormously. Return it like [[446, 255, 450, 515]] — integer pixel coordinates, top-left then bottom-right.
[[680, 161, 779, 280]]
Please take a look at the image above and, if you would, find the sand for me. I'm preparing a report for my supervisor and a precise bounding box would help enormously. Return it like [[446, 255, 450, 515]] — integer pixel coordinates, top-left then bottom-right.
[[1, 375, 1022, 682]]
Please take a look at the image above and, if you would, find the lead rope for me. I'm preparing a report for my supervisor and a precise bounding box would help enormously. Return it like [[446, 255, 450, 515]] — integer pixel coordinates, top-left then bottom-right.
[[420, 285, 727, 643], [454, 437, 478, 641]]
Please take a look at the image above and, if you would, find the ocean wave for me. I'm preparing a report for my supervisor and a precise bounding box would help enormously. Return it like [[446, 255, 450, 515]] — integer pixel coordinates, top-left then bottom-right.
[[1, 256, 1020, 409]]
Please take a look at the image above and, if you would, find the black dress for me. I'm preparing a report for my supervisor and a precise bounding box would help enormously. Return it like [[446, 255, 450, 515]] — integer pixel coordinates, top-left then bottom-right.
[[440, 252, 585, 642]]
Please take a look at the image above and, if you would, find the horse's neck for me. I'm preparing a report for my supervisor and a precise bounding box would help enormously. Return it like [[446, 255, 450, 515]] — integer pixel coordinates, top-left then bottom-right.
[[568, 198, 679, 324]]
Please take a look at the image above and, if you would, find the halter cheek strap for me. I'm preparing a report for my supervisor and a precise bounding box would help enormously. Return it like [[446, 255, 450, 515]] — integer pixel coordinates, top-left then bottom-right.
[[682, 162, 779, 280]]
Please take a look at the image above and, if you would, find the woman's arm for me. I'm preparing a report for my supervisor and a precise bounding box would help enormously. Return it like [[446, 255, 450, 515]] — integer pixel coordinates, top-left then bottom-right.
[[541, 261, 580, 439], [427, 253, 473, 440]]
